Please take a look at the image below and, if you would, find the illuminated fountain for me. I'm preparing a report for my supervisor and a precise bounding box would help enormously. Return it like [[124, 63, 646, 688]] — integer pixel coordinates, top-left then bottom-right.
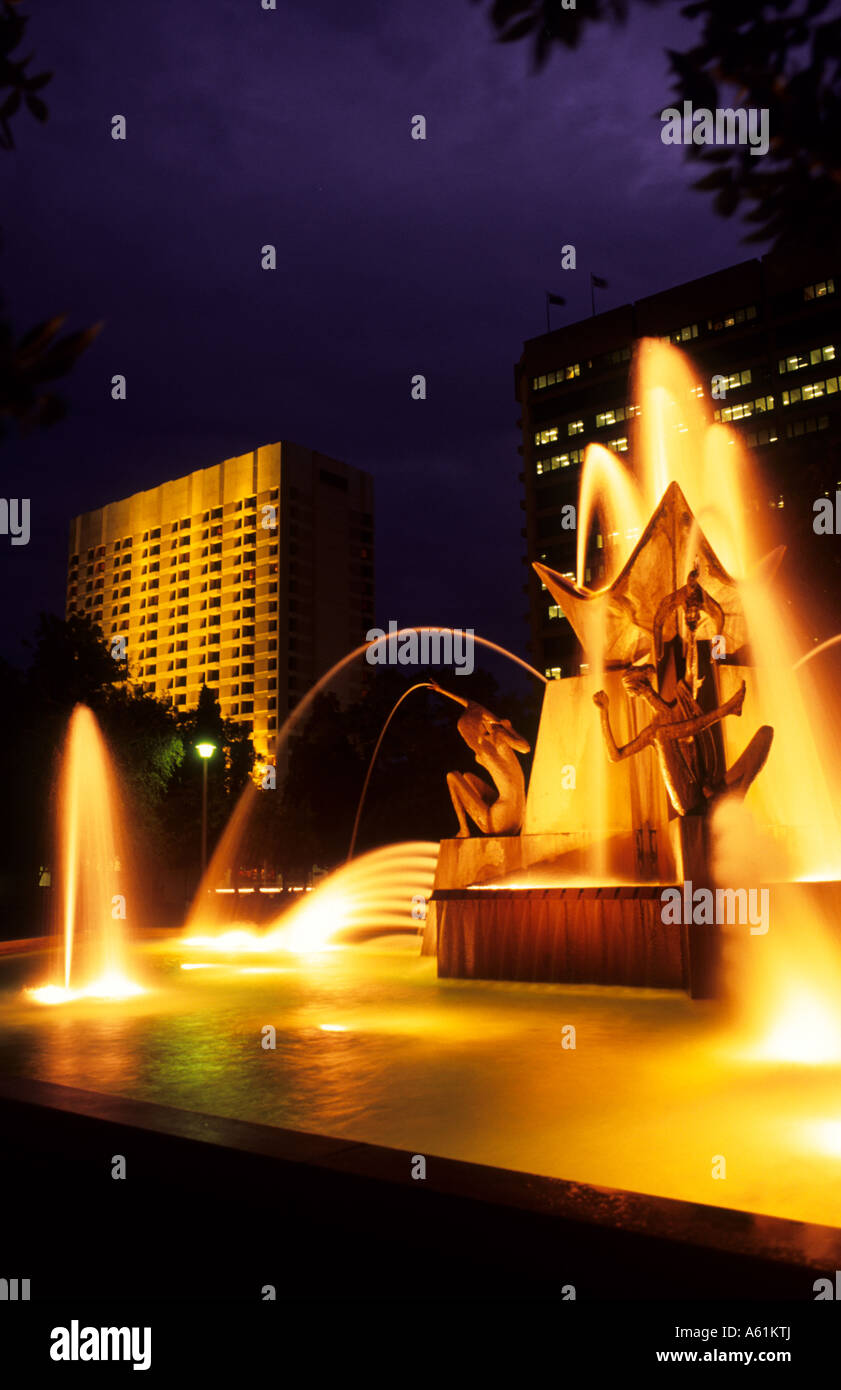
[[423, 339, 841, 1002], [152, 341, 841, 1018], [8, 340, 841, 1246], [28, 704, 142, 1004]]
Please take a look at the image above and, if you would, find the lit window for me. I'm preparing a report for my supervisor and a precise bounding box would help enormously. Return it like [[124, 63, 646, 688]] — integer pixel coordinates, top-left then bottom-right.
[[707, 305, 756, 333], [715, 394, 774, 423], [781, 376, 837, 406], [804, 279, 835, 301]]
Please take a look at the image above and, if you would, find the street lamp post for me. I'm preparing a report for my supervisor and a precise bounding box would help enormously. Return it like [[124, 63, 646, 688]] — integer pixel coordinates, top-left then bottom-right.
[[196, 742, 216, 876]]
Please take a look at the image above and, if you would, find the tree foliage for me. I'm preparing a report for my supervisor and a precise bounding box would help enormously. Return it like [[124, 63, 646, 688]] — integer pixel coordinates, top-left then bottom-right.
[[0, 0, 50, 149], [0, 311, 102, 437], [475, 0, 841, 253], [1, 1, 100, 438]]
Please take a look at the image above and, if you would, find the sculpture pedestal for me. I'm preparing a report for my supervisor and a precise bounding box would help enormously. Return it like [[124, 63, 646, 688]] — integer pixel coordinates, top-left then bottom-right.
[[431, 881, 686, 987], [424, 836, 688, 989], [424, 822, 726, 997]]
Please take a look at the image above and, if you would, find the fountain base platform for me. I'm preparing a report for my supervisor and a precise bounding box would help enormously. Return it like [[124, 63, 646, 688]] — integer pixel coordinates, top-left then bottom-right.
[[423, 837, 841, 997], [422, 833, 702, 990], [427, 883, 690, 990]]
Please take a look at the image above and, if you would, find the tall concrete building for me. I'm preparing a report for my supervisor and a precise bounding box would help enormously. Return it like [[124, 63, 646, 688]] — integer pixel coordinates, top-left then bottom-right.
[[66, 442, 374, 760], [516, 247, 841, 678]]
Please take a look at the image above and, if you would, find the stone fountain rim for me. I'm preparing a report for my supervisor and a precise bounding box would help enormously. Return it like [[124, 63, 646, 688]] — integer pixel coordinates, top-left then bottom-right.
[[0, 1072, 838, 1281]]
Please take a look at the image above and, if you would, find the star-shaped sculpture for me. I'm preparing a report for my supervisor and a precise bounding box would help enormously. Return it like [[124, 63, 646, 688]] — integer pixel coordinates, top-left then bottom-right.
[[533, 481, 751, 668]]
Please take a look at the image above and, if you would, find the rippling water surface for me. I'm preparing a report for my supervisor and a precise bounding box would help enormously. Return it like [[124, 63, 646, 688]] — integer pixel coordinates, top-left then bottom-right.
[[2, 937, 840, 1228]]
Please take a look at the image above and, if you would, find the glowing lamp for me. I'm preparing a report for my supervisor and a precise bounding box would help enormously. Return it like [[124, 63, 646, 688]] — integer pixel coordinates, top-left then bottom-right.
[[196, 741, 217, 875]]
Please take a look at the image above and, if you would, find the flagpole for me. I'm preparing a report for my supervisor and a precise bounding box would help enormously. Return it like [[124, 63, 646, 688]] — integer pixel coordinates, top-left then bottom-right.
[[545, 292, 566, 334]]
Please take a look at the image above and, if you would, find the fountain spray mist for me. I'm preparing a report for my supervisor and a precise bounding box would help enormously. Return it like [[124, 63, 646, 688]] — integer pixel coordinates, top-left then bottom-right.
[[29, 705, 142, 1004]]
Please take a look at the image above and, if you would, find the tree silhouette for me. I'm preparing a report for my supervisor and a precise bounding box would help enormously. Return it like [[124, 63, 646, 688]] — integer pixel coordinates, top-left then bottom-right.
[[0, 0, 50, 147], [476, 0, 841, 254], [0, 1, 100, 438]]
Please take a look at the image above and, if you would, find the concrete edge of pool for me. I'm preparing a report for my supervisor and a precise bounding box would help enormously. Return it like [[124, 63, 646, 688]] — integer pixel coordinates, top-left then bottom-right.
[[0, 1073, 838, 1300]]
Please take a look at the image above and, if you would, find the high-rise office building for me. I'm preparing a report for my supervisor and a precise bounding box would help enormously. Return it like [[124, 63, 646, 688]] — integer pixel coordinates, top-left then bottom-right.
[[66, 442, 374, 760], [516, 248, 841, 677]]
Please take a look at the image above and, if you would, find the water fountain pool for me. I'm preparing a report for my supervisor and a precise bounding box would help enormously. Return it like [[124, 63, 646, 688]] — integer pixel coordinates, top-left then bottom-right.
[[4, 925, 841, 1230]]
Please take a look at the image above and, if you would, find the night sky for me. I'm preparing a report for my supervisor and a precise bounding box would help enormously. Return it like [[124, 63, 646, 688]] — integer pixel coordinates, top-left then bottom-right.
[[3, 0, 750, 677]]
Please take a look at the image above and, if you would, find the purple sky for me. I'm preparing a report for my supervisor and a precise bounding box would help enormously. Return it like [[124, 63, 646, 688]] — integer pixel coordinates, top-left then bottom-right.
[[2, 0, 751, 674]]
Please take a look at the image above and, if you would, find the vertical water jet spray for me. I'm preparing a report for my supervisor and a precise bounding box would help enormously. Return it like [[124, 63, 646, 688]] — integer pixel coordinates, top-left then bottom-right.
[[28, 705, 141, 1004]]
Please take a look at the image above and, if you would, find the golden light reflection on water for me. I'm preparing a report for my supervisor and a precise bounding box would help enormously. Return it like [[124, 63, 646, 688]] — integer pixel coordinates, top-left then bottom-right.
[[744, 988, 841, 1066], [808, 1121, 841, 1158], [27, 972, 145, 1005], [4, 938, 841, 1230]]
